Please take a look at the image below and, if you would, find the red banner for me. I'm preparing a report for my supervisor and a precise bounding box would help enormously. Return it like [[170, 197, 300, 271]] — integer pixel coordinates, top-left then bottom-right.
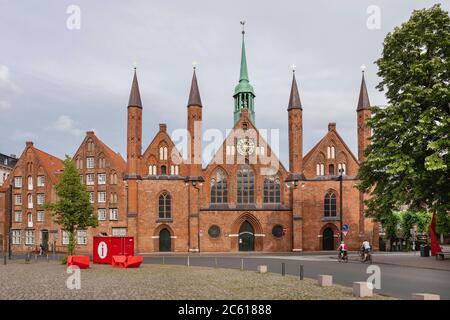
[[430, 212, 442, 256]]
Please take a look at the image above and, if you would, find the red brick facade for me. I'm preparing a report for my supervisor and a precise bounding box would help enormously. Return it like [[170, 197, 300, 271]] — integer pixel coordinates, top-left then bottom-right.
[[0, 68, 379, 254]]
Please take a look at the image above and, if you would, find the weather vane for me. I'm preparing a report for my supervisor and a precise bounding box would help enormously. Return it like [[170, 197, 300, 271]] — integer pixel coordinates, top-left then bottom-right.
[[192, 60, 198, 70], [240, 20, 245, 35], [291, 64, 297, 73], [361, 64, 366, 73]]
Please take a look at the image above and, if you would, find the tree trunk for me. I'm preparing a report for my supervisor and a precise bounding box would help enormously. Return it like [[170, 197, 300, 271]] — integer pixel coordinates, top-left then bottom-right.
[[68, 231, 76, 256]]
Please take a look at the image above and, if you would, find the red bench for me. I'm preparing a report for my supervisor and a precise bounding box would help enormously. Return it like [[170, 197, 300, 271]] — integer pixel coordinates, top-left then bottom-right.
[[67, 256, 90, 269], [111, 255, 143, 268]]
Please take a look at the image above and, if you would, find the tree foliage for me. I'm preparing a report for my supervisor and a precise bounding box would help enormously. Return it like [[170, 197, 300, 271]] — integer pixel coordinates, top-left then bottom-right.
[[358, 4, 450, 234], [45, 156, 98, 255]]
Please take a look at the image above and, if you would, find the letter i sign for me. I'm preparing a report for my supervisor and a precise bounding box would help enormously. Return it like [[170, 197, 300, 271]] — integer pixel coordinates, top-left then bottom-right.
[[98, 241, 108, 259]]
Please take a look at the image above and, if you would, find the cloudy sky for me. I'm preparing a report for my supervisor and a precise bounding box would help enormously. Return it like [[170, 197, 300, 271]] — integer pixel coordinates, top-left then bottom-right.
[[0, 0, 448, 166]]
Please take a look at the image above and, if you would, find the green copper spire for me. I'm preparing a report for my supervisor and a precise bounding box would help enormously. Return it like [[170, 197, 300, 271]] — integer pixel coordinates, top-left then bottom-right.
[[233, 21, 255, 125]]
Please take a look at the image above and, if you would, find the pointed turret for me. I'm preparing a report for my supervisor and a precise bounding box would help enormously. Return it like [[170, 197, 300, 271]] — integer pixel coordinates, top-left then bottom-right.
[[287, 71, 302, 110], [233, 21, 255, 125], [357, 71, 370, 111], [187, 68, 202, 107], [128, 68, 142, 108]]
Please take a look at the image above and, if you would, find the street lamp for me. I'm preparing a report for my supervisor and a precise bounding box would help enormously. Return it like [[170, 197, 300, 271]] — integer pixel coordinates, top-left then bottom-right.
[[336, 168, 345, 242], [184, 176, 204, 253]]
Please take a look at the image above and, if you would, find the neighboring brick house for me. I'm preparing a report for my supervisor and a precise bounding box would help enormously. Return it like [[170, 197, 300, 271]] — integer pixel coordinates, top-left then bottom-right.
[[0, 29, 379, 254]]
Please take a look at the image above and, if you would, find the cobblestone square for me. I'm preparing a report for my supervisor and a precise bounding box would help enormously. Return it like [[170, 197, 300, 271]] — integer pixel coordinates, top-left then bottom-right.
[[0, 261, 391, 300]]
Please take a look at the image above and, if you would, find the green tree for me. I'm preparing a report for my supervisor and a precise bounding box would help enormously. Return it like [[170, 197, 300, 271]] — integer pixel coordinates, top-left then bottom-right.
[[358, 4, 450, 235], [45, 156, 98, 256]]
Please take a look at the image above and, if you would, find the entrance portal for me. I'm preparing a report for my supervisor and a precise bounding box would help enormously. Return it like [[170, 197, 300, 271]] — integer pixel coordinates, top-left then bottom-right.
[[322, 227, 334, 250], [159, 229, 171, 252], [238, 221, 254, 251], [41, 230, 49, 252]]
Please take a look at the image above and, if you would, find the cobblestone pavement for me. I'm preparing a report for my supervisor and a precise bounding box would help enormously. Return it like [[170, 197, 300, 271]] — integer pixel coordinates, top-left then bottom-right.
[[0, 260, 391, 300]]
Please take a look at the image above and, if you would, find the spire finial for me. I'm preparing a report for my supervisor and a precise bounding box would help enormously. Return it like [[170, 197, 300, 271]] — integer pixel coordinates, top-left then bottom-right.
[[133, 61, 137, 70], [240, 20, 245, 36], [291, 64, 296, 73], [361, 64, 366, 73], [192, 60, 197, 70]]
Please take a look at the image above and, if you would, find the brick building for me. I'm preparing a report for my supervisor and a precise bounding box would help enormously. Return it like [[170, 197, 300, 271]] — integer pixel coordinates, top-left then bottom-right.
[[0, 153, 17, 186], [0, 29, 378, 254]]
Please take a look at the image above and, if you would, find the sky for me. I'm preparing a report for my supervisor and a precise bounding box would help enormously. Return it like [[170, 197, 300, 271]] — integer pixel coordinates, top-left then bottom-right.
[[0, 0, 448, 166]]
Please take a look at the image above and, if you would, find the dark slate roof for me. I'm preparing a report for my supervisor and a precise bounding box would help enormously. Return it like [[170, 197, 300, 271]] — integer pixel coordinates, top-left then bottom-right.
[[187, 69, 202, 107]]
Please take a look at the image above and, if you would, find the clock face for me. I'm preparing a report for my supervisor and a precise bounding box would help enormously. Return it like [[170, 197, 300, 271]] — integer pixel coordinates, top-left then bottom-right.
[[237, 138, 255, 156]]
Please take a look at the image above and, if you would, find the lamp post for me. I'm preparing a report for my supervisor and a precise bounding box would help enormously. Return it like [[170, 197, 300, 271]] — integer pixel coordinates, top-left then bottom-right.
[[185, 176, 204, 253], [338, 168, 344, 242]]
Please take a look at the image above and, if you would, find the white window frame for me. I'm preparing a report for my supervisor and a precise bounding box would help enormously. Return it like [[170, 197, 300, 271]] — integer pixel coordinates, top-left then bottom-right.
[[109, 208, 118, 221], [14, 176, 22, 188], [331, 146, 336, 159], [98, 173, 106, 185], [86, 173, 95, 185], [25, 230, 35, 245], [77, 230, 88, 245], [37, 175, 45, 187], [14, 211, 22, 222], [98, 191, 106, 203], [14, 194, 22, 205], [62, 231, 69, 245], [112, 228, 127, 236], [12, 230, 21, 245], [149, 165, 157, 175], [86, 157, 95, 169], [37, 210, 44, 222], [27, 176, 33, 190], [37, 193, 45, 205], [27, 213, 33, 228], [27, 194, 33, 209], [98, 208, 106, 221]]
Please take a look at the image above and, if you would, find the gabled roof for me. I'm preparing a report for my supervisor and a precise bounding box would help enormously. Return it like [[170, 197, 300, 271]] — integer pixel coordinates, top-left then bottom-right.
[[142, 124, 184, 162], [303, 126, 359, 168], [204, 110, 288, 175], [34, 148, 64, 183], [74, 132, 126, 172]]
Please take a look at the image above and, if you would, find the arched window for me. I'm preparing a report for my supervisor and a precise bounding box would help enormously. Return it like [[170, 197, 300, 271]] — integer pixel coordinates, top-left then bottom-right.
[[28, 176, 33, 190], [324, 191, 337, 217], [99, 157, 106, 169], [338, 163, 347, 175], [264, 175, 280, 203], [329, 164, 335, 175], [87, 139, 94, 152], [148, 165, 157, 175], [331, 146, 335, 159], [158, 192, 171, 219], [237, 165, 254, 204], [110, 172, 117, 184], [159, 146, 168, 161], [210, 169, 228, 204]]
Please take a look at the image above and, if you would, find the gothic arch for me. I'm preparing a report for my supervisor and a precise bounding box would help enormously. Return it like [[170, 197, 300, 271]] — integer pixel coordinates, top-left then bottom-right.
[[153, 224, 175, 252], [319, 223, 339, 250], [231, 212, 264, 251]]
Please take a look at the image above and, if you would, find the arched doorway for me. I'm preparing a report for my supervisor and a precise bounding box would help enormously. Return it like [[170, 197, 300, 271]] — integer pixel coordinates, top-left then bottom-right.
[[159, 229, 171, 252], [322, 227, 334, 250], [41, 229, 49, 252], [239, 221, 254, 251]]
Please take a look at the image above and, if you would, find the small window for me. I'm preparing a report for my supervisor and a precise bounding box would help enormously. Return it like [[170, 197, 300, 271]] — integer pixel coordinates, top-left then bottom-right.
[[14, 176, 22, 188], [12, 230, 21, 245], [37, 194, 45, 205], [148, 165, 157, 175], [28, 176, 33, 190], [109, 208, 118, 221], [161, 165, 167, 175], [99, 158, 106, 169], [62, 231, 70, 245], [329, 164, 335, 176], [112, 228, 127, 236], [37, 211, 44, 222], [89, 192, 94, 203], [14, 194, 22, 205], [98, 173, 106, 185], [98, 208, 106, 221], [86, 157, 95, 169], [86, 174, 95, 185], [37, 176, 45, 187], [98, 192, 106, 203], [272, 225, 284, 238], [14, 211, 22, 222], [27, 194, 33, 209], [77, 230, 88, 245], [25, 230, 35, 245], [208, 225, 221, 238]]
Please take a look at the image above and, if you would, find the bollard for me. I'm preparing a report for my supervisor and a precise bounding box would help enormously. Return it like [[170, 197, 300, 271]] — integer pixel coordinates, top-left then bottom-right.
[[257, 265, 268, 273], [162, 256, 165, 265], [46, 254, 49, 262], [281, 263, 285, 276], [187, 255, 190, 267], [300, 265, 304, 280], [353, 282, 373, 297], [240, 258, 244, 271], [214, 257, 218, 268], [318, 275, 333, 287]]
